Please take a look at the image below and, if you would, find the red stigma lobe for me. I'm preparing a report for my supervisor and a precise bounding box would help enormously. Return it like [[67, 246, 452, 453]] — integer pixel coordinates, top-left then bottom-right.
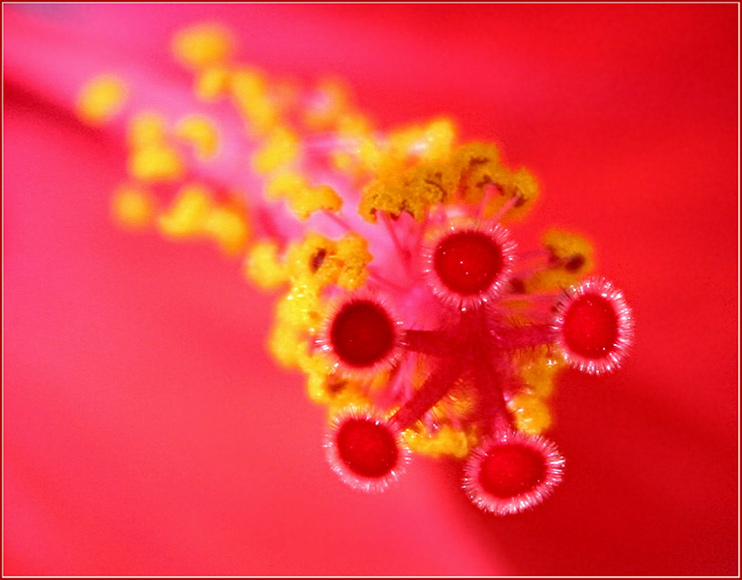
[[330, 300, 396, 368], [478, 443, 547, 498], [434, 230, 503, 296], [563, 294, 619, 358], [336, 417, 399, 478]]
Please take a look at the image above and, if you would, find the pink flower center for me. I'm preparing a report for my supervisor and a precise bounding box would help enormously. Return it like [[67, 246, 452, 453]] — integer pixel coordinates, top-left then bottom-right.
[[478, 443, 546, 498], [563, 294, 619, 358], [336, 418, 398, 478], [330, 300, 395, 367], [434, 231, 503, 295]]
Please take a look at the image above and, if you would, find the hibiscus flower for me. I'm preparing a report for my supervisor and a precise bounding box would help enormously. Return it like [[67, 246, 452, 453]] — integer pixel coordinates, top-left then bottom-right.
[[4, 4, 737, 576]]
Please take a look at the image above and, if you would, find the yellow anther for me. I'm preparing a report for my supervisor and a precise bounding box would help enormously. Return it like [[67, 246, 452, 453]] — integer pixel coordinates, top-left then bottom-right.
[[202, 205, 249, 255], [172, 24, 233, 70], [335, 234, 372, 290], [499, 167, 540, 221], [302, 355, 370, 413], [230, 68, 279, 134], [359, 164, 449, 222], [175, 115, 220, 159], [508, 393, 553, 435], [451, 142, 506, 205], [404, 425, 474, 459], [128, 113, 168, 149], [288, 184, 343, 221], [111, 185, 156, 228], [128, 144, 184, 182], [266, 172, 307, 200], [525, 228, 595, 292], [245, 241, 288, 290], [268, 173, 342, 220], [77, 74, 127, 126], [157, 184, 213, 239], [543, 228, 595, 275], [268, 322, 309, 369], [251, 126, 300, 174], [284, 233, 340, 284], [275, 283, 323, 334], [195, 66, 232, 101]]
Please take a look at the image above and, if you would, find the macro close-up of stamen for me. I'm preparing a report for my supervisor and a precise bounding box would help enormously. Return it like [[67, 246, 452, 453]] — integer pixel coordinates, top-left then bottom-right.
[[4, 3, 738, 577]]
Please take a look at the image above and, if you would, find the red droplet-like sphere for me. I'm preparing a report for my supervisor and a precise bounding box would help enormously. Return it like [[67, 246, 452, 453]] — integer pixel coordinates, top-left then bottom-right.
[[478, 443, 547, 499], [563, 294, 619, 358], [336, 418, 399, 478], [434, 231, 503, 295], [330, 300, 396, 368]]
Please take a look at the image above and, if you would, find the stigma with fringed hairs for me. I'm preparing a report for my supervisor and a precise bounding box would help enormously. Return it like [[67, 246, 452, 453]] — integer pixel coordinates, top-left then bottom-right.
[[83, 23, 634, 515]]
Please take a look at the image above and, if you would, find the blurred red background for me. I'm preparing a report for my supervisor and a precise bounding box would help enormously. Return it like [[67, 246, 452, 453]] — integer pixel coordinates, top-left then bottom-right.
[[4, 4, 738, 576]]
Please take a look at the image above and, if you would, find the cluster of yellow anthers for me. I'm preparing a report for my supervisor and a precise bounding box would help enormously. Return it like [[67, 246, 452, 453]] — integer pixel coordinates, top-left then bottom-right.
[[80, 23, 599, 466]]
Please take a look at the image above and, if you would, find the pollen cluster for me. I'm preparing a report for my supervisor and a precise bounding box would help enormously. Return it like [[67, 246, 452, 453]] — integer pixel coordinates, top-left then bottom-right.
[[88, 23, 634, 515]]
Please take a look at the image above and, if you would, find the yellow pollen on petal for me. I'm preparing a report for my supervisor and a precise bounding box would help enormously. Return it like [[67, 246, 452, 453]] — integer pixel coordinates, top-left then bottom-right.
[[172, 24, 234, 70], [77, 75, 128, 126], [176, 115, 220, 160], [128, 144, 185, 182], [157, 184, 214, 239], [508, 392, 553, 435], [112, 185, 156, 228], [128, 113, 168, 149]]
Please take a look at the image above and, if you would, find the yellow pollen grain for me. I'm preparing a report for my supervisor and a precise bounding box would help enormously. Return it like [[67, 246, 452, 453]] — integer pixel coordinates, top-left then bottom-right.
[[128, 113, 168, 149], [157, 184, 214, 239], [112, 186, 156, 228], [172, 24, 233, 70], [176, 115, 220, 160], [195, 66, 233, 101], [266, 172, 307, 200], [251, 126, 300, 174], [244, 241, 288, 289], [202, 206, 249, 255], [128, 144, 185, 182], [77, 75, 128, 126]]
